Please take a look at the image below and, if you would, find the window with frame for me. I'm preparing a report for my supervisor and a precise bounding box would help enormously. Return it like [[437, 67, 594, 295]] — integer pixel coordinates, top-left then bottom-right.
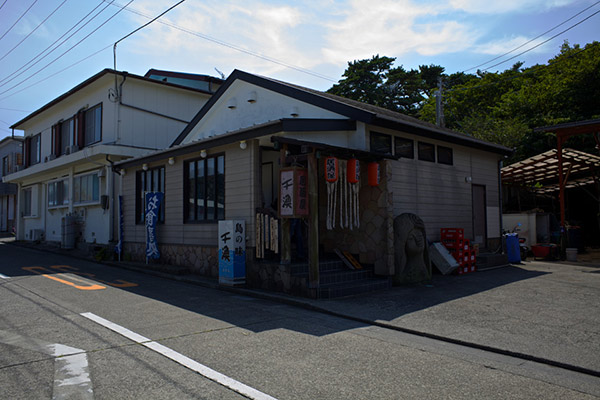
[[29, 134, 41, 165], [1, 156, 8, 177], [73, 173, 99, 204], [418, 141, 435, 162], [23, 187, 32, 216], [61, 118, 73, 155], [185, 155, 224, 222], [136, 166, 165, 224], [437, 145, 453, 165], [84, 104, 102, 146], [48, 179, 69, 207], [395, 137, 414, 159], [370, 132, 392, 155]]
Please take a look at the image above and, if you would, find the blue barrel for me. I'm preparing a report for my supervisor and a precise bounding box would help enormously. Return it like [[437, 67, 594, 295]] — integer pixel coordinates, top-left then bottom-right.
[[505, 233, 521, 263]]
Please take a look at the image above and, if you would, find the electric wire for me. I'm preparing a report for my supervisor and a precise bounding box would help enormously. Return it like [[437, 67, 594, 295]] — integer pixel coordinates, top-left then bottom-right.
[[0, 0, 38, 41], [102, 0, 335, 82], [0, 0, 8, 12], [464, 0, 600, 72], [0, 0, 108, 87], [0, 0, 133, 97], [0, 0, 69, 63], [481, 8, 600, 72]]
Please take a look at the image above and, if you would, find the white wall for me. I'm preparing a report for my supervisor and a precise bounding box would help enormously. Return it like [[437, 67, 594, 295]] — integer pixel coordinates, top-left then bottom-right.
[[183, 81, 358, 145]]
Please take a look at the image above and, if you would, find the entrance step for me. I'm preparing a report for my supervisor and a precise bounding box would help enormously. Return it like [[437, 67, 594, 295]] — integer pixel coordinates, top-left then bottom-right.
[[476, 252, 509, 270], [291, 260, 392, 298]]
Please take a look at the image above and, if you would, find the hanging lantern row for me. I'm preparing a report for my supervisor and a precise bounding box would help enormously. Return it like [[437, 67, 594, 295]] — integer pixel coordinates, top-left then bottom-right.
[[324, 156, 379, 187]]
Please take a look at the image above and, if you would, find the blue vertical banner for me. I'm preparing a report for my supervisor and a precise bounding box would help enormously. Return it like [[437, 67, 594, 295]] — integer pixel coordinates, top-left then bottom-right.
[[218, 220, 246, 285], [145, 192, 164, 260], [115, 195, 124, 258]]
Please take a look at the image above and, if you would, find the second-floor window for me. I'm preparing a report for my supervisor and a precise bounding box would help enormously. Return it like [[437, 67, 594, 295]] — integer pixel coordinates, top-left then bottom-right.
[[1, 156, 8, 177], [84, 104, 102, 146], [26, 134, 41, 166]]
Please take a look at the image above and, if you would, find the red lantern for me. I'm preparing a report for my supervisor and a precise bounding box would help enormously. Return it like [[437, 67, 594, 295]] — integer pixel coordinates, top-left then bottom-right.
[[347, 158, 360, 184], [325, 156, 338, 182], [368, 162, 380, 186]]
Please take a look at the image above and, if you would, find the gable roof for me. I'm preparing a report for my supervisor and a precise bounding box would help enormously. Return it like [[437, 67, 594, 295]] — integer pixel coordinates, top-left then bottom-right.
[[171, 69, 512, 156], [11, 69, 216, 130]]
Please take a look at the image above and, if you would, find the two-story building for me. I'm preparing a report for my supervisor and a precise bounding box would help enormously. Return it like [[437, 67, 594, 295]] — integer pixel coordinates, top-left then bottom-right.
[[0, 135, 24, 233], [4, 68, 222, 246]]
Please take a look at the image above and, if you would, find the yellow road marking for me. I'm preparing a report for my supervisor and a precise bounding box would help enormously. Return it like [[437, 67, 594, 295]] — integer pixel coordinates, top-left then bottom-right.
[[23, 266, 106, 290]]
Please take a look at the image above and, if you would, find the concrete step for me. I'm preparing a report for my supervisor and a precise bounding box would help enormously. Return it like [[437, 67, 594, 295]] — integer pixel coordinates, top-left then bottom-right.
[[476, 252, 509, 270]]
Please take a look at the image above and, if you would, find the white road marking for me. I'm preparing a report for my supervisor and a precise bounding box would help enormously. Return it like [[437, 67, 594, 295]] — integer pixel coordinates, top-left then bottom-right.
[[81, 312, 278, 400], [0, 273, 10, 279], [0, 330, 93, 400]]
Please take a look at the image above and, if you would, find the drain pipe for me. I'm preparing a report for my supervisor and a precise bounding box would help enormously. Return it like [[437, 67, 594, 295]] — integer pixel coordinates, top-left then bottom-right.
[[498, 159, 505, 254], [106, 155, 115, 243]]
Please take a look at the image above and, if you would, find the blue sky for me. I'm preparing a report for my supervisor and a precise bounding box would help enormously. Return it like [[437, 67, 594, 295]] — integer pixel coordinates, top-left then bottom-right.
[[1, 0, 599, 139]]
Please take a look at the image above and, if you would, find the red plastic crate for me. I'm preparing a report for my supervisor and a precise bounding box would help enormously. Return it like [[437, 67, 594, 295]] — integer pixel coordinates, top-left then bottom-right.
[[463, 239, 470, 251], [442, 238, 465, 250], [456, 263, 477, 275], [441, 228, 464, 240]]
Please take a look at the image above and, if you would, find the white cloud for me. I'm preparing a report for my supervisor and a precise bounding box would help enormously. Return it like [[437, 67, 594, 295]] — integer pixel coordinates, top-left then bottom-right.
[[448, 0, 573, 14], [321, 0, 476, 64]]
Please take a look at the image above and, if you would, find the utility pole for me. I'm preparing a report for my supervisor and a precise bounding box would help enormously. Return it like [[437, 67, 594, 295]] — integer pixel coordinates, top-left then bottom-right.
[[435, 77, 445, 128]]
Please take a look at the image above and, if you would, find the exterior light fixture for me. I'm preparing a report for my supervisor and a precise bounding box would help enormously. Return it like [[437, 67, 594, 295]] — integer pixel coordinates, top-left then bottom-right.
[[142, 163, 148, 171], [168, 157, 175, 165], [465, 176, 472, 183], [227, 98, 237, 109], [239, 140, 247, 150], [290, 106, 299, 117], [200, 149, 207, 158]]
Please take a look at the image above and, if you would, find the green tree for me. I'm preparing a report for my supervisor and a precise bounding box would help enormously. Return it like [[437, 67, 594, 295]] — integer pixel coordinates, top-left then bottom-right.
[[327, 55, 444, 116]]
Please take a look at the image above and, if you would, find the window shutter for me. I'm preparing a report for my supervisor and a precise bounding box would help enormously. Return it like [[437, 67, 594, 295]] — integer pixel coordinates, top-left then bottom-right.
[[24, 137, 31, 167], [76, 111, 85, 149], [55, 123, 62, 155]]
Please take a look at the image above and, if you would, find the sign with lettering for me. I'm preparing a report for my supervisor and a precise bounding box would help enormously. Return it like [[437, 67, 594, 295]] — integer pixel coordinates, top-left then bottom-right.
[[145, 192, 163, 260], [218, 220, 246, 285], [279, 167, 308, 218]]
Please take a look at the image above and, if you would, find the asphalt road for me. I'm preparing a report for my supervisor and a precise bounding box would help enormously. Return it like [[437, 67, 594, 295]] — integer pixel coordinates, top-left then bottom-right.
[[1, 242, 598, 399]]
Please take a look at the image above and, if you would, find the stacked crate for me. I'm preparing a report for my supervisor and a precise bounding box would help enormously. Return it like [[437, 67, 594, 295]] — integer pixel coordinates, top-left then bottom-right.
[[440, 228, 477, 275]]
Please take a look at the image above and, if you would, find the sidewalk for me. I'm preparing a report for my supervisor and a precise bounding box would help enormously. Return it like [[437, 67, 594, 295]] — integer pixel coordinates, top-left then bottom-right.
[[4, 237, 600, 375]]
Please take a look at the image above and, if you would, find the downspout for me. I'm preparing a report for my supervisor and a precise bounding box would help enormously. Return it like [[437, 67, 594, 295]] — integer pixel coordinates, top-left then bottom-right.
[[106, 155, 115, 243], [498, 159, 504, 254]]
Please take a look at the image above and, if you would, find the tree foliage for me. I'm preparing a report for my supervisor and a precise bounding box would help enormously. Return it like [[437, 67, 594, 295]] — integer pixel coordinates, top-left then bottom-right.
[[329, 42, 600, 163], [327, 55, 444, 116]]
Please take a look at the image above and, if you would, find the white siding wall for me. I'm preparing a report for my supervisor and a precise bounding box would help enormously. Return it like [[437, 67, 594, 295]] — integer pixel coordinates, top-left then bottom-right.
[[122, 141, 259, 248], [183, 81, 359, 146], [384, 128, 502, 241]]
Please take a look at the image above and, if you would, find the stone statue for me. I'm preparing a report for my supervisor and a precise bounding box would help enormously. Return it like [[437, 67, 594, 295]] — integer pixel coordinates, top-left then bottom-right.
[[393, 213, 431, 285]]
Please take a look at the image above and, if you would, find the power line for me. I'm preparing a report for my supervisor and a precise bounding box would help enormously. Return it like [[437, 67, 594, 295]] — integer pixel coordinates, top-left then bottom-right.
[[0, 0, 109, 87], [464, 0, 600, 72], [0, 45, 112, 103], [0, 0, 8, 12], [0, 0, 69, 62], [0, 0, 132, 96], [102, 0, 336, 82], [0, 0, 38, 41], [481, 8, 600, 72]]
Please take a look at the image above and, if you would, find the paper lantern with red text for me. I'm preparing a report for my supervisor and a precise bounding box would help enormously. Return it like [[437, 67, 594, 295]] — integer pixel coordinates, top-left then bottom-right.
[[368, 162, 380, 186], [347, 158, 360, 184], [325, 156, 338, 182]]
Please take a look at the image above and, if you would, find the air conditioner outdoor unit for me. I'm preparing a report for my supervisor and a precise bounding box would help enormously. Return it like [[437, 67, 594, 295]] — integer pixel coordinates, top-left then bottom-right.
[[29, 229, 44, 241]]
